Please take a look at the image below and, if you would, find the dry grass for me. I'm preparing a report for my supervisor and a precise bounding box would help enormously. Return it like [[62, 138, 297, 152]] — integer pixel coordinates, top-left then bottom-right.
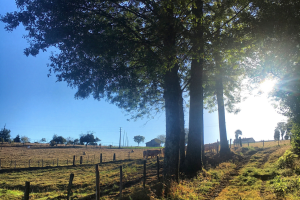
[[0, 145, 159, 169], [0, 155, 163, 199], [230, 139, 291, 149]]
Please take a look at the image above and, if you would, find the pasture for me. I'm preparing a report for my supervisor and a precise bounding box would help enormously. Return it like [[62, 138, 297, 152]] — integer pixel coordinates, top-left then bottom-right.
[[0, 139, 296, 199]]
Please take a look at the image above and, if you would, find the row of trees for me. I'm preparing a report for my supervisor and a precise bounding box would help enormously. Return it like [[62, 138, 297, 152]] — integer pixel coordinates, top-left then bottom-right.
[[2, 0, 299, 182], [49, 131, 100, 146], [0, 125, 30, 144], [274, 121, 292, 141]]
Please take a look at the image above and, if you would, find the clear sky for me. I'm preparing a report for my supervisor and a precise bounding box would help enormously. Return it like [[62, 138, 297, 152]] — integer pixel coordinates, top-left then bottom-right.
[[0, 1, 286, 146]]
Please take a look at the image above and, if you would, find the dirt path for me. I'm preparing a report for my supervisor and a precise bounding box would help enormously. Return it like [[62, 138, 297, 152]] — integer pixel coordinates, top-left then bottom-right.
[[205, 147, 279, 200]]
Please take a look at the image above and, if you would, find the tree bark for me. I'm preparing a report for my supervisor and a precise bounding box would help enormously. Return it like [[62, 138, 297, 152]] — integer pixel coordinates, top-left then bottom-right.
[[185, 0, 204, 176], [216, 75, 230, 155], [163, 65, 181, 182]]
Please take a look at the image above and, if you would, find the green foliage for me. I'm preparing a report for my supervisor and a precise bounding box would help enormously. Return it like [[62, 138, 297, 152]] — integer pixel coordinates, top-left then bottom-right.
[[272, 176, 288, 197], [277, 150, 298, 169], [0, 125, 11, 142], [291, 123, 300, 155], [51, 134, 66, 145], [133, 135, 145, 146]]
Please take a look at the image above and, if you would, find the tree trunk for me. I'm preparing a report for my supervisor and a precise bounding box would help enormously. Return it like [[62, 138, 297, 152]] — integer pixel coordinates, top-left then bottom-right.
[[163, 65, 181, 182], [179, 95, 185, 171], [216, 75, 230, 155], [185, 0, 204, 176]]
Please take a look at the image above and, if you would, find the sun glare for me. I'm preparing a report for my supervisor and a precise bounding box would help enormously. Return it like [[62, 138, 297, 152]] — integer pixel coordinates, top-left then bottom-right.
[[259, 79, 277, 94]]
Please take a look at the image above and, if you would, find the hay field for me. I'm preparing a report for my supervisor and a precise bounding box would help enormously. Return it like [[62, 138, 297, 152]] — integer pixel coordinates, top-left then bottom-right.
[[0, 145, 155, 169]]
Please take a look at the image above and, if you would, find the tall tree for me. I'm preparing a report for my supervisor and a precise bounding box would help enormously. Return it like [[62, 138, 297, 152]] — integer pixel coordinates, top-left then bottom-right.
[[185, 0, 204, 176], [0, 124, 11, 142], [1, 0, 189, 180]]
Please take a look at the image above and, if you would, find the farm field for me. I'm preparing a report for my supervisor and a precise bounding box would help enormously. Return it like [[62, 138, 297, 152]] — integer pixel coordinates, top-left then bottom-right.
[[0, 140, 298, 199]]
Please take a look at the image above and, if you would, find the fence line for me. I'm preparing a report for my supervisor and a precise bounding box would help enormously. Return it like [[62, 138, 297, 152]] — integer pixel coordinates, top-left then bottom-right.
[[20, 156, 163, 199]]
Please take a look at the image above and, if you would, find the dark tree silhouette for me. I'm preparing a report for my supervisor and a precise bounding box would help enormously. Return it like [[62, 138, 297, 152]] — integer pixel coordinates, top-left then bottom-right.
[[133, 135, 145, 146]]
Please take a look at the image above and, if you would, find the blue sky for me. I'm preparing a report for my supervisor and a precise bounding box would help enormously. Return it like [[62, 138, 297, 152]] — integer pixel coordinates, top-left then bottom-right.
[[0, 1, 286, 146]]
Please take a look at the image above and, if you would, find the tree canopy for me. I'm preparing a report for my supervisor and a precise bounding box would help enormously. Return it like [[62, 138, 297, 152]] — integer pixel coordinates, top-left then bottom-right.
[[80, 132, 100, 145], [133, 135, 145, 146], [13, 135, 21, 143], [0, 125, 11, 142]]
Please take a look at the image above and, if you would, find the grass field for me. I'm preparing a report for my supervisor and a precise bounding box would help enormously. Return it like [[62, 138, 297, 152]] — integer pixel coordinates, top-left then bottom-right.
[[0, 139, 297, 199]]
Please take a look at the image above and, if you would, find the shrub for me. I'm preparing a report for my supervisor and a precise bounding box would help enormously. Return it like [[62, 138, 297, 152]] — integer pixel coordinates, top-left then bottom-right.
[[291, 123, 300, 154], [277, 150, 298, 169]]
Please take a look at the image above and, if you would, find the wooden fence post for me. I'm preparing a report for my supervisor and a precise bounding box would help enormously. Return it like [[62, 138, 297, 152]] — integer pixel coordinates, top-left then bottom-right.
[[157, 156, 160, 182], [24, 181, 30, 200], [239, 137, 242, 147], [120, 166, 123, 197], [100, 154, 102, 164], [217, 140, 219, 154], [73, 155, 75, 166], [67, 173, 74, 200], [230, 139, 232, 149], [95, 165, 100, 200], [80, 156, 83, 165], [143, 160, 146, 188], [263, 140, 264, 147], [113, 153, 116, 161]]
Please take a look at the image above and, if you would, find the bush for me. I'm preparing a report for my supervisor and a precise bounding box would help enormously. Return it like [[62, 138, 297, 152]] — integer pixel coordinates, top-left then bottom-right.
[[277, 150, 298, 169], [291, 123, 300, 154]]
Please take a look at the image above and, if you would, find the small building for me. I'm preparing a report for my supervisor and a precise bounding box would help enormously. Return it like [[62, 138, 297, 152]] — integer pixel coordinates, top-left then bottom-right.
[[146, 138, 161, 147], [234, 137, 255, 144]]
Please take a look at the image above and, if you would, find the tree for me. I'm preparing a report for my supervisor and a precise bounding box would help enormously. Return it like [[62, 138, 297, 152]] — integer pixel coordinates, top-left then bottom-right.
[[13, 135, 21, 143], [0, 124, 11, 142], [133, 135, 145, 146], [40, 138, 47, 143], [0, 0, 257, 180], [274, 129, 280, 141], [51, 134, 66, 145], [80, 132, 100, 145], [74, 139, 80, 145], [1, 0, 188, 181], [65, 137, 74, 145], [275, 122, 287, 140], [21, 136, 30, 144], [235, 130, 242, 141], [156, 135, 166, 146]]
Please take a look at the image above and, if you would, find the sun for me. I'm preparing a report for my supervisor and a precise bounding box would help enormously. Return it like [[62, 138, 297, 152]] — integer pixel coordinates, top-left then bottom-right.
[[259, 79, 276, 94]]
